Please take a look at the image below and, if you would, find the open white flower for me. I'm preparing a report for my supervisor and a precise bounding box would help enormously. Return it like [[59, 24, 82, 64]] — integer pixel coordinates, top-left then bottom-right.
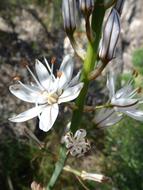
[[107, 74, 143, 121], [62, 129, 90, 157], [9, 55, 83, 132]]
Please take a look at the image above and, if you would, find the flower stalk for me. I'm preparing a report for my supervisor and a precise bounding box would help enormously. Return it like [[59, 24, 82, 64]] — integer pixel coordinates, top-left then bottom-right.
[[47, 1, 106, 189]]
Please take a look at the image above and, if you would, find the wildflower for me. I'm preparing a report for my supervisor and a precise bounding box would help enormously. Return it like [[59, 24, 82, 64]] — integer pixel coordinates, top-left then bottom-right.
[[81, 171, 109, 183], [9, 55, 83, 132], [79, 0, 94, 17], [107, 74, 143, 121], [93, 108, 122, 128], [62, 129, 90, 157], [99, 8, 120, 63], [62, 0, 77, 35]]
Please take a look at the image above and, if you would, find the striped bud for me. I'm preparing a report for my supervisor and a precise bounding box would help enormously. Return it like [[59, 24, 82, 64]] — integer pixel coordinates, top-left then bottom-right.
[[114, 0, 125, 15], [62, 0, 77, 35], [79, 0, 94, 16], [99, 8, 120, 63]]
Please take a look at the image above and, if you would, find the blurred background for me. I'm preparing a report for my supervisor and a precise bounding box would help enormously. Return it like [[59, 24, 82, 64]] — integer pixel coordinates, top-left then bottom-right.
[[0, 0, 143, 189]]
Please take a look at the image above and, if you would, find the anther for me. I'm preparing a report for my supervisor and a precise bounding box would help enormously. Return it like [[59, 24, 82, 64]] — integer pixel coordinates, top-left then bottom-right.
[[51, 56, 56, 65], [57, 71, 63, 78], [13, 76, 21, 81], [20, 58, 29, 68]]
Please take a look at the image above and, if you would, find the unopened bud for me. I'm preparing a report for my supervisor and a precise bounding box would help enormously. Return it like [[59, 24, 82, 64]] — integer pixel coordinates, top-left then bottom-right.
[[114, 0, 125, 15], [62, 0, 77, 35], [79, 0, 94, 17], [99, 8, 120, 63]]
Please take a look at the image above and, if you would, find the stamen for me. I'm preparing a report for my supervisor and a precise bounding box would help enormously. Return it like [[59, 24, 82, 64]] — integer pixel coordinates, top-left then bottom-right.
[[44, 57, 55, 80], [51, 57, 56, 78], [26, 65, 43, 90], [20, 58, 29, 68], [18, 81, 38, 92]]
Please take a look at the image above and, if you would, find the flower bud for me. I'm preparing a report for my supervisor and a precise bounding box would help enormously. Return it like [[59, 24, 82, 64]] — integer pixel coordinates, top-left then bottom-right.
[[99, 8, 120, 63], [79, 0, 94, 17], [114, 0, 125, 15], [62, 0, 77, 35]]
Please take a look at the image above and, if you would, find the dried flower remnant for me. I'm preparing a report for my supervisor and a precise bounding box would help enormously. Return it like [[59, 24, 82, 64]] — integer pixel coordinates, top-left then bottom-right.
[[31, 181, 45, 190], [63, 129, 90, 157], [107, 74, 143, 122], [99, 8, 120, 63], [81, 171, 110, 183], [9, 55, 83, 132]]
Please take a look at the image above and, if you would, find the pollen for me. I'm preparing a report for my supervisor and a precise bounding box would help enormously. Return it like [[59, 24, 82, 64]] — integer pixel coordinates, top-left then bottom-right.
[[57, 71, 63, 78]]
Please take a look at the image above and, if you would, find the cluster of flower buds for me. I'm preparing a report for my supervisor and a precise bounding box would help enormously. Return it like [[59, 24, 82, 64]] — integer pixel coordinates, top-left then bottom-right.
[[79, 0, 94, 17], [62, 129, 90, 157]]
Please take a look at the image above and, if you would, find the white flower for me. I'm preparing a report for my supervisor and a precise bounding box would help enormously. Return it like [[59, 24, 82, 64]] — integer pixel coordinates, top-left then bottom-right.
[[9, 55, 83, 132], [107, 74, 143, 121], [62, 129, 90, 157], [81, 171, 109, 183]]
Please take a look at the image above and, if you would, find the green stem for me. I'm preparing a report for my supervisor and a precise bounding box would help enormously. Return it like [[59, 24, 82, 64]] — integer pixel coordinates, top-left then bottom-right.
[[46, 145, 67, 190], [47, 2, 106, 189], [70, 6, 105, 133]]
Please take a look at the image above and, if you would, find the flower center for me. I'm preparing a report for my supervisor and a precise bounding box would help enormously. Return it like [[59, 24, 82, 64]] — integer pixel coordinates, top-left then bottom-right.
[[42, 91, 58, 105]]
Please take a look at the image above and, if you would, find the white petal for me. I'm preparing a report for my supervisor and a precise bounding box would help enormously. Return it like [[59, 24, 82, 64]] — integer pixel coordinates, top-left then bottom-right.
[[9, 105, 46, 122], [94, 108, 115, 124], [58, 55, 74, 89], [68, 70, 81, 87], [35, 59, 51, 90], [39, 104, 59, 132], [107, 74, 115, 98], [58, 83, 83, 104], [115, 82, 133, 99], [100, 112, 122, 127], [121, 109, 143, 121], [9, 84, 45, 103], [111, 98, 138, 107]]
